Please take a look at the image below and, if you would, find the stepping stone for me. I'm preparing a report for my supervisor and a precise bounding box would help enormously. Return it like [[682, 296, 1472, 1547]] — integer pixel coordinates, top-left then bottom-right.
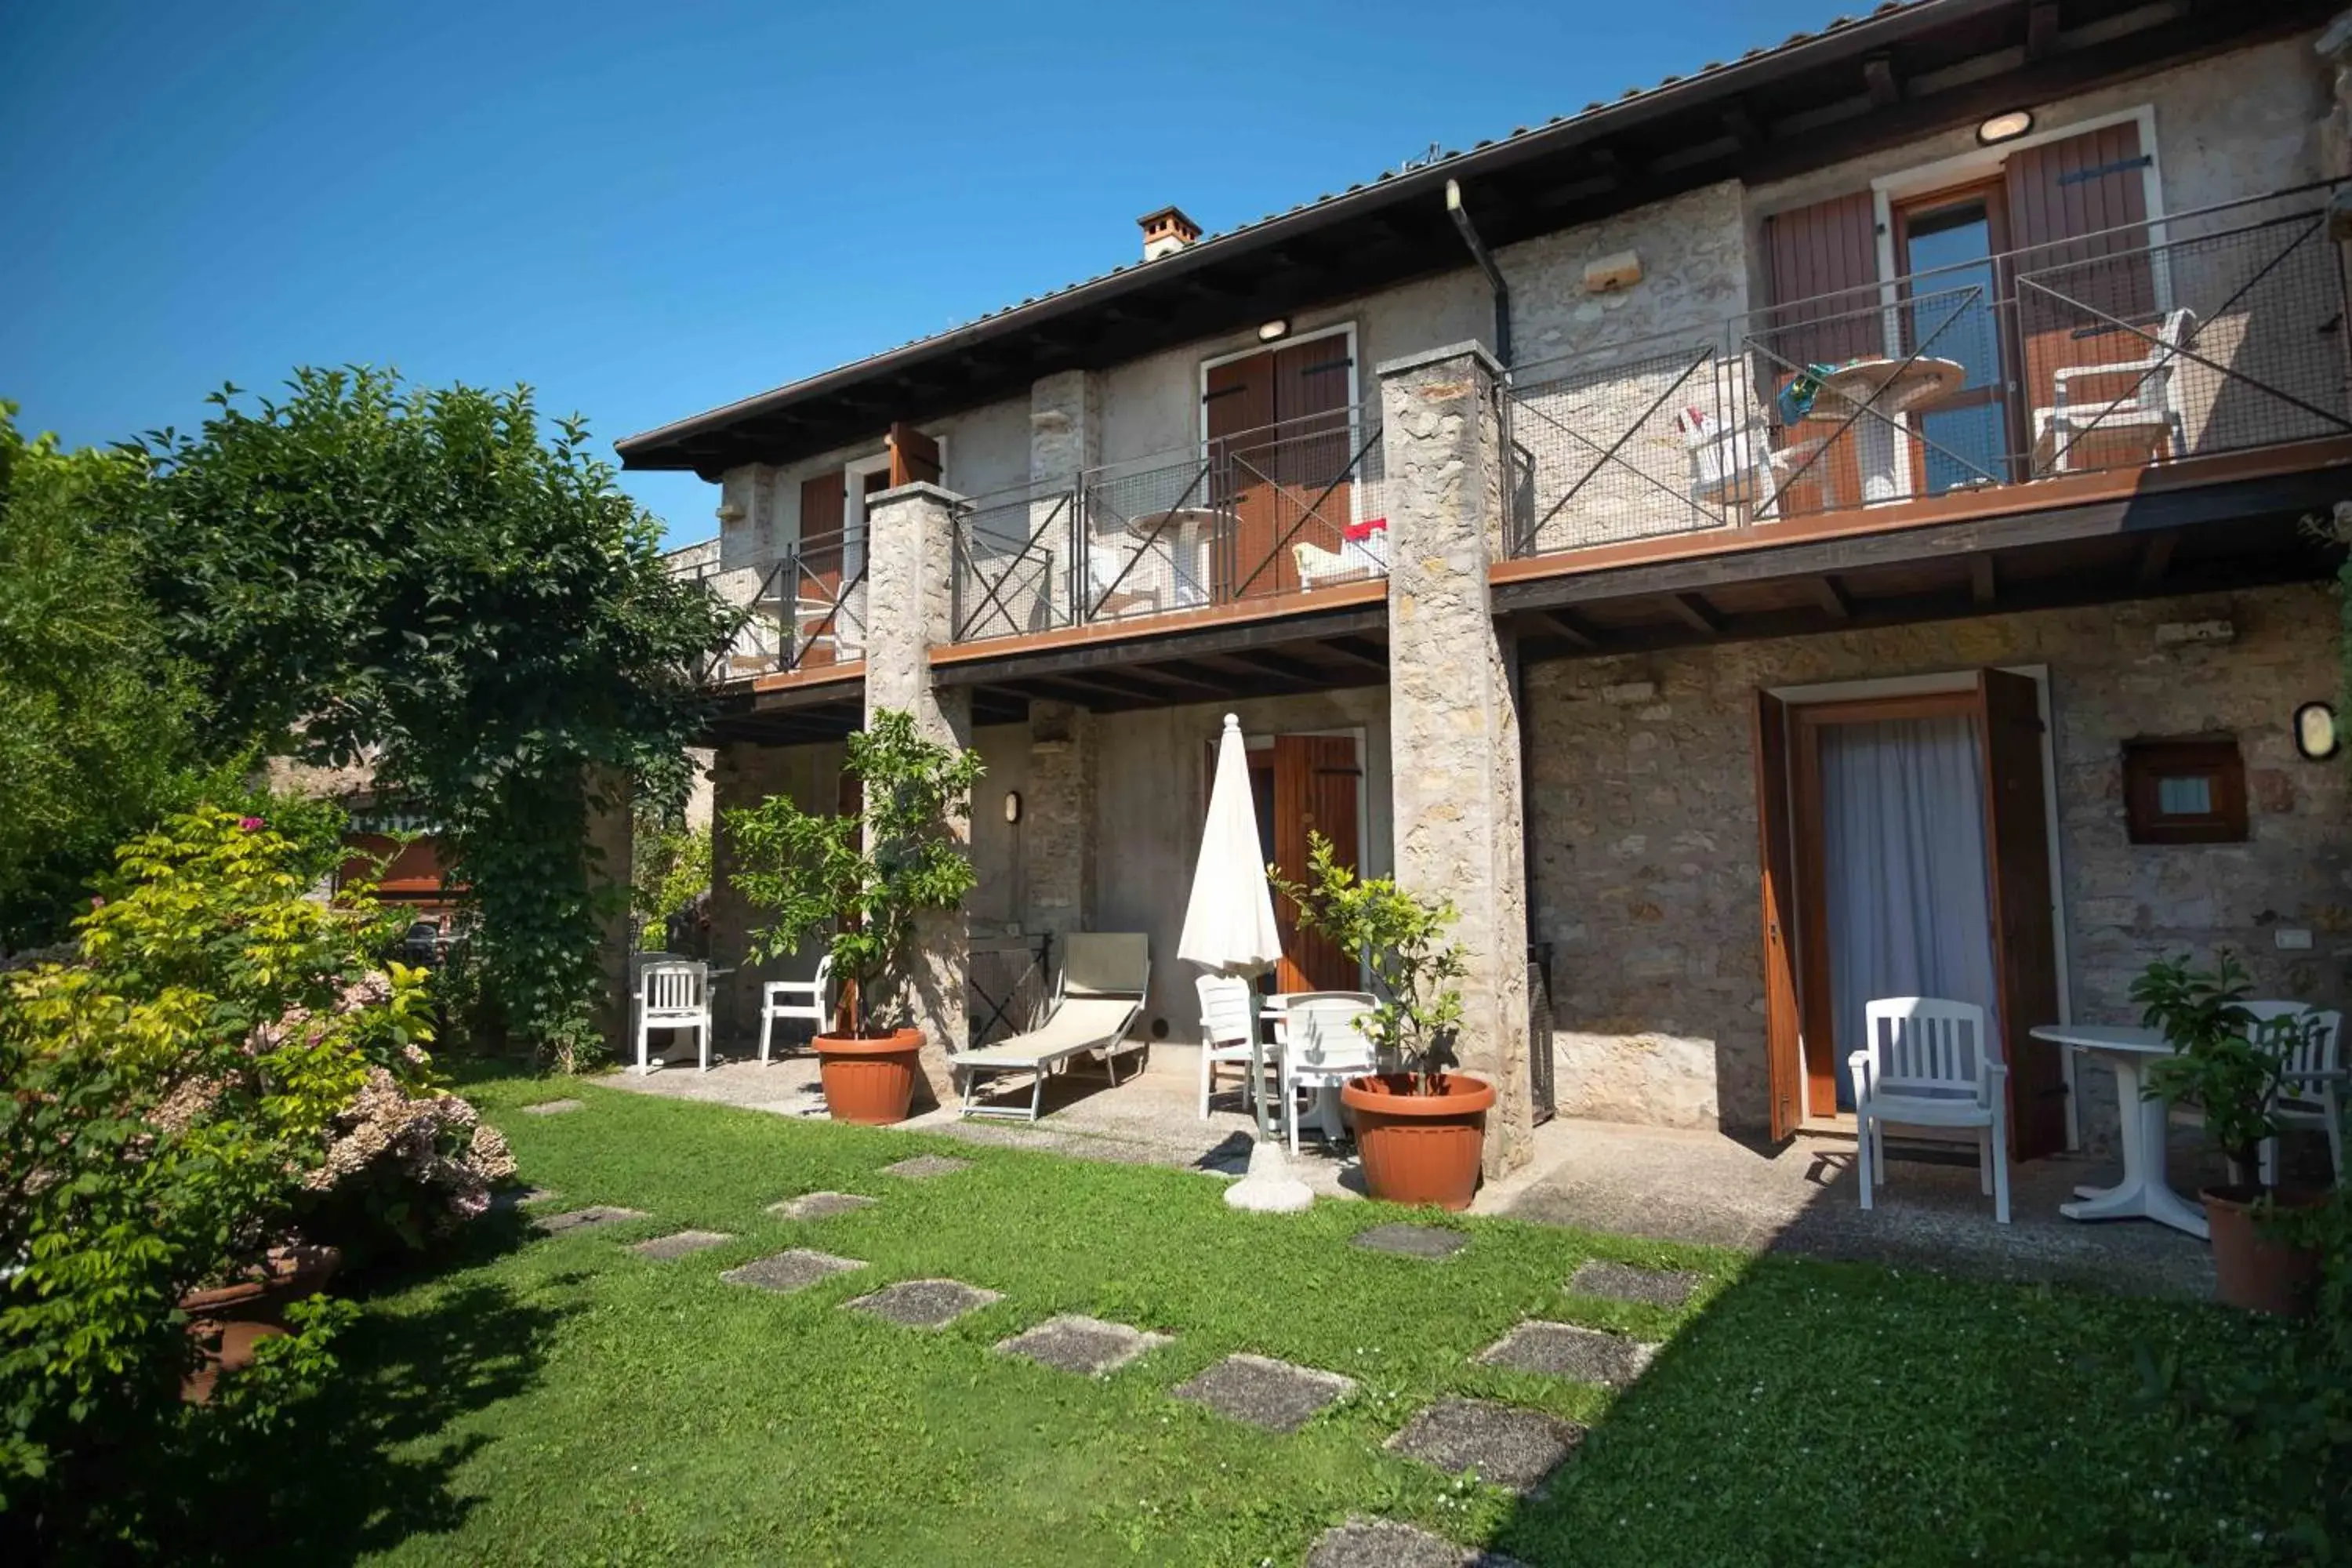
[[631, 1229, 734, 1261], [847, 1278, 1002, 1329], [769, 1191, 878, 1221], [721, 1249, 866, 1293], [534, 1205, 646, 1235], [1352, 1222, 1469, 1260], [880, 1154, 971, 1180], [521, 1098, 585, 1116], [1568, 1258, 1704, 1308], [1305, 1518, 1530, 1568], [1171, 1353, 1355, 1433], [1388, 1398, 1585, 1495], [1476, 1320, 1657, 1388], [996, 1315, 1172, 1376]]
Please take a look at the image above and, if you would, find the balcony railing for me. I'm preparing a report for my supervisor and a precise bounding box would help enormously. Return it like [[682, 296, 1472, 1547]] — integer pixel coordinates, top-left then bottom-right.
[[950, 401, 1387, 644], [706, 526, 868, 681], [1507, 183, 2352, 559]]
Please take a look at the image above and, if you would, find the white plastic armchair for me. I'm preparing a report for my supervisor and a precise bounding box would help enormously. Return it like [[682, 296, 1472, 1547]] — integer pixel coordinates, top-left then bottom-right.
[[759, 955, 835, 1065], [1279, 993, 1379, 1157], [1293, 524, 1389, 588], [2034, 307, 2196, 473], [636, 960, 713, 1076], [1195, 973, 1263, 1119], [1850, 996, 2009, 1224], [2239, 1001, 2346, 1189]]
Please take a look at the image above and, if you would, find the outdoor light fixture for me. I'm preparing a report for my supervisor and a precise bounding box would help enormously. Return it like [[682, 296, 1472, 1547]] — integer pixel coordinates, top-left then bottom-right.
[[1257, 318, 1290, 343], [1002, 790, 1023, 824], [1976, 110, 2034, 146], [2296, 702, 2339, 760]]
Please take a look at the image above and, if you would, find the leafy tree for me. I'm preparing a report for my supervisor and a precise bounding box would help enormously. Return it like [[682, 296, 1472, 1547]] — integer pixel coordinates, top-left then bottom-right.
[[131, 370, 736, 1065], [727, 710, 982, 1036], [632, 811, 713, 949], [0, 405, 222, 949]]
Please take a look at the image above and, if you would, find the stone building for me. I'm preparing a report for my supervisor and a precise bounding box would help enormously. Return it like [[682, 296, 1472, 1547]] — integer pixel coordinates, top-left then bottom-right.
[[624, 0, 2352, 1176]]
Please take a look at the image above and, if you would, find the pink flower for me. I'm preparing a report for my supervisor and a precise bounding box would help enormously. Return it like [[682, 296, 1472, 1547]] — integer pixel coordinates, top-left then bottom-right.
[[238, 816, 265, 832]]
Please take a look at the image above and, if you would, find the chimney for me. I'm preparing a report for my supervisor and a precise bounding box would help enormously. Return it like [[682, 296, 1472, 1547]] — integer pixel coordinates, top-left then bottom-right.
[[1138, 205, 1201, 261]]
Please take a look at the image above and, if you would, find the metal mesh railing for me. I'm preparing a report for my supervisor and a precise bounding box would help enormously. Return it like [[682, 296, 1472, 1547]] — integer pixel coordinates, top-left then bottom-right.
[[1507, 183, 2352, 558], [708, 527, 869, 681]]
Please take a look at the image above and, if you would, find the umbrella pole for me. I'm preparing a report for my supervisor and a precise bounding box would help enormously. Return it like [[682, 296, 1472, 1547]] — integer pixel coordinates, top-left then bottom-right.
[[1225, 975, 1313, 1213]]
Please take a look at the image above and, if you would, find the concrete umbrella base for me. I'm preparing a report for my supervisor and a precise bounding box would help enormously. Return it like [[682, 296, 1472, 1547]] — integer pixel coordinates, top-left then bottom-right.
[[1225, 1138, 1315, 1213]]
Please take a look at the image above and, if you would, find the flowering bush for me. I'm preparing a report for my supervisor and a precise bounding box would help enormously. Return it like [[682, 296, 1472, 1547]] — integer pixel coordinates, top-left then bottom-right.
[[0, 808, 511, 1547], [300, 1067, 517, 1257]]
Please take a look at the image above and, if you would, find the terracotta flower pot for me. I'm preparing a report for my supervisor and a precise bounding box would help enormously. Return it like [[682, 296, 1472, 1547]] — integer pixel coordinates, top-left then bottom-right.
[[814, 1028, 925, 1124], [179, 1243, 341, 1403], [2203, 1183, 2325, 1316], [1341, 1073, 1494, 1211]]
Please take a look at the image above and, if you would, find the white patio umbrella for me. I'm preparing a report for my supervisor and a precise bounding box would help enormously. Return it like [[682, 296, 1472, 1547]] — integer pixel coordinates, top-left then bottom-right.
[[1181, 713, 1312, 1213]]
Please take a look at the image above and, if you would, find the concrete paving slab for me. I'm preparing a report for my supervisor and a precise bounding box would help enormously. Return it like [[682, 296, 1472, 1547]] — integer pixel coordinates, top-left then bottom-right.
[[1305, 1519, 1531, 1568], [1352, 1222, 1470, 1259], [768, 1191, 879, 1220], [1566, 1258, 1704, 1307], [996, 1315, 1172, 1375], [630, 1229, 734, 1261], [846, 1279, 1002, 1329], [1170, 1352, 1355, 1433], [880, 1155, 972, 1181], [533, 1205, 646, 1235], [1475, 1320, 1657, 1388], [1388, 1398, 1585, 1494], [720, 1249, 866, 1293], [520, 1098, 585, 1116]]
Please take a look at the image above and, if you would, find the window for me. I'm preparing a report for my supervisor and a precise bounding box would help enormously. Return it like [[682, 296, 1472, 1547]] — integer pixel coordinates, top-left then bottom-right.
[[2122, 737, 2247, 844]]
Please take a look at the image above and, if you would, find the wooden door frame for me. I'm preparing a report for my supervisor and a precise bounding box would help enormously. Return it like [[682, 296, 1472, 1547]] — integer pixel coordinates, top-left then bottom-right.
[[1762, 669, 2077, 1148]]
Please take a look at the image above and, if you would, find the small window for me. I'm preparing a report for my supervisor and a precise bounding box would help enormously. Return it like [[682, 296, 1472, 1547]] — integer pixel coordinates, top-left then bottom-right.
[[2122, 738, 2247, 844]]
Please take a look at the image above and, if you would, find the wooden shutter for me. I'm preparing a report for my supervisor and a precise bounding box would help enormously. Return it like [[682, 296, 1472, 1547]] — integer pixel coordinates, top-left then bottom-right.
[[1752, 692, 1803, 1141], [1272, 734, 1361, 993], [887, 422, 941, 488], [1973, 669, 2066, 1160], [2006, 122, 2161, 468], [1207, 354, 1279, 601], [1761, 192, 1881, 513]]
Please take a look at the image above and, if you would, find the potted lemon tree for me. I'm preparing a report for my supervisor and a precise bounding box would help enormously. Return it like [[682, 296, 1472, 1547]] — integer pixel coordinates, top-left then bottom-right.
[[1277, 834, 1491, 1209], [728, 710, 982, 1124], [2133, 953, 2331, 1314]]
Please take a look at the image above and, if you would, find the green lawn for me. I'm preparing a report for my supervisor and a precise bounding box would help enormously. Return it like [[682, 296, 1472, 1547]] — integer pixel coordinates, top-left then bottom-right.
[[238, 1070, 2285, 1566]]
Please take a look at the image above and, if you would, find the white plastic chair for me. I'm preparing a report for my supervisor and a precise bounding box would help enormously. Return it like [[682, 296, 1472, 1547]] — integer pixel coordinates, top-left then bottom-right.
[[1292, 524, 1389, 588], [1850, 997, 2010, 1224], [758, 955, 835, 1065], [1278, 993, 1380, 1158], [2240, 1001, 2346, 1189], [1195, 973, 1265, 1119], [2032, 307, 2196, 473], [636, 960, 713, 1076]]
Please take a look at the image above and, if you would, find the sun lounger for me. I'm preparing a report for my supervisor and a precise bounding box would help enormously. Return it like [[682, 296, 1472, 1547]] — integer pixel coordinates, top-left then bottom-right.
[[950, 933, 1149, 1122]]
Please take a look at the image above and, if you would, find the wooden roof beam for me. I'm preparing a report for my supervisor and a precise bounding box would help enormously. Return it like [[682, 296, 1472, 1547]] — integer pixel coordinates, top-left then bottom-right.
[[1665, 592, 1724, 635]]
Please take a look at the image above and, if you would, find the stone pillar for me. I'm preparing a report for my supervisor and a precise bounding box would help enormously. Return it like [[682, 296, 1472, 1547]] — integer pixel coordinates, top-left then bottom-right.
[[862, 481, 972, 1110], [1378, 343, 1534, 1178], [1022, 699, 1096, 938]]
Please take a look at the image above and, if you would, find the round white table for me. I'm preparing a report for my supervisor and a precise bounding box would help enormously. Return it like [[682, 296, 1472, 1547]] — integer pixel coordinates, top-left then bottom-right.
[[1124, 506, 1218, 607], [1811, 357, 1968, 505], [2027, 1024, 2209, 1239]]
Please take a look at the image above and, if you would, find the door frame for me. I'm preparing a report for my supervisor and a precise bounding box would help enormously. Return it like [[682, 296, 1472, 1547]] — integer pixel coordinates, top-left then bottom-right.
[[1763, 666, 2078, 1149]]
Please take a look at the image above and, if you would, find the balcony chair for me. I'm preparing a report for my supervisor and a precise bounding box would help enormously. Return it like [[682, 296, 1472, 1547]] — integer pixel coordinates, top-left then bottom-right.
[[1087, 543, 1163, 617], [2031, 307, 2196, 474], [757, 955, 835, 1065], [1270, 992, 1380, 1157], [1850, 996, 2010, 1224], [1195, 973, 1269, 1119], [1292, 521, 1389, 588], [2239, 1001, 2346, 1189], [949, 933, 1149, 1122], [635, 959, 713, 1076]]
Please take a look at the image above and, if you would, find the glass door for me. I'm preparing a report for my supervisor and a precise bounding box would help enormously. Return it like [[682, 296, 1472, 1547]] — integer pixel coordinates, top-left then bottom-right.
[[1896, 187, 2016, 493]]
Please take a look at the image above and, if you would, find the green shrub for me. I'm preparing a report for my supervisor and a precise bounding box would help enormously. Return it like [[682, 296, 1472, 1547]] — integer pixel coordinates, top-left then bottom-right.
[[1273, 832, 1467, 1091]]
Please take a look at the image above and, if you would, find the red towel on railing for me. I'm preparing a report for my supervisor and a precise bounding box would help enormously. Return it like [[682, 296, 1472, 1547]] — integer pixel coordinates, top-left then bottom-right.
[[1344, 516, 1387, 543]]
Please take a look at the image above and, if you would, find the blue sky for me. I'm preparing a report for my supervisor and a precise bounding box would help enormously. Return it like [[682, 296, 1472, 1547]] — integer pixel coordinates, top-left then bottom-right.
[[1, 0, 1835, 546]]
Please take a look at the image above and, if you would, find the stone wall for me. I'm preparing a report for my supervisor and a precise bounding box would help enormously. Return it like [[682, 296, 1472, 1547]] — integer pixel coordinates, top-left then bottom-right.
[[1526, 584, 2350, 1149], [1501, 180, 1750, 370]]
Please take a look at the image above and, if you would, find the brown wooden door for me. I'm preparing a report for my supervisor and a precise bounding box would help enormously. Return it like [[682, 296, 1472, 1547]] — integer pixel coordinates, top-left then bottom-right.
[[1752, 691, 1803, 1142], [1759, 191, 1878, 513], [2006, 122, 2161, 472], [1271, 734, 1363, 993], [795, 473, 848, 669], [887, 423, 940, 488], [1208, 340, 1353, 601], [1973, 669, 2067, 1160], [1205, 354, 1277, 604]]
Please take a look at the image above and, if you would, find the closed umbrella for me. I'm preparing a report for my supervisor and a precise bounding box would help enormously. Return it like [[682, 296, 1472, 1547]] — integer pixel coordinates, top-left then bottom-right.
[[1181, 713, 1312, 1213]]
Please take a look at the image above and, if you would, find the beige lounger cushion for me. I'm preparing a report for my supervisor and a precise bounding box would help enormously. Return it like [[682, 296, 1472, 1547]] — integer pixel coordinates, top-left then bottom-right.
[[953, 997, 1138, 1069]]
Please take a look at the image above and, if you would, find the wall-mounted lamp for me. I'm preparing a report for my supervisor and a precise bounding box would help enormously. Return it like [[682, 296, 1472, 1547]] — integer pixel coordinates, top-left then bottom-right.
[[1976, 110, 2034, 146], [2296, 702, 2339, 760], [1256, 318, 1290, 343], [1002, 790, 1024, 824]]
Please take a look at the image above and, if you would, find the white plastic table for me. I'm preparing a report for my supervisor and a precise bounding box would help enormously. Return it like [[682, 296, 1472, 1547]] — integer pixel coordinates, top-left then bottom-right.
[[1811, 357, 1968, 504], [2027, 1024, 2209, 1240]]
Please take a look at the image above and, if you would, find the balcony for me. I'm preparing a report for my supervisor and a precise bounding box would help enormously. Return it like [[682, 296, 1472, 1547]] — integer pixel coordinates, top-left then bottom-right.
[[949, 402, 1388, 648], [706, 525, 868, 684], [1504, 185, 2352, 568]]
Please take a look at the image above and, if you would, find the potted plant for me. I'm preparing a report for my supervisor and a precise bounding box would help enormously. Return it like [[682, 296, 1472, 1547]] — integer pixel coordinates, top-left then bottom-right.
[[2132, 953, 2330, 1315], [1276, 833, 1490, 1210], [727, 709, 982, 1124]]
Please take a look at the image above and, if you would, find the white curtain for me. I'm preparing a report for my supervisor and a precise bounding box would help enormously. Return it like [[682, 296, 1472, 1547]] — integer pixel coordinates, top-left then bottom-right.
[[1818, 716, 2000, 1109]]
